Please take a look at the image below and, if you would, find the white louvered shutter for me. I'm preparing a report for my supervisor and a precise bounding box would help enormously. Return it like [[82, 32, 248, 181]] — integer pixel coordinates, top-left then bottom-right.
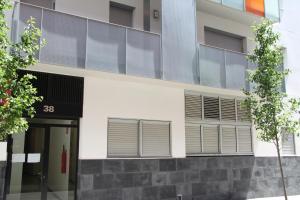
[[185, 124, 201, 154], [221, 126, 237, 153], [237, 100, 251, 122], [202, 125, 219, 153], [185, 94, 202, 122], [142, 121, 171, 157], [221, 98, 236, 121], [237, 126, 252, 153], [204, 96, 220, 120], [107, 119, 138, 156], [282, 134, 295, 155]]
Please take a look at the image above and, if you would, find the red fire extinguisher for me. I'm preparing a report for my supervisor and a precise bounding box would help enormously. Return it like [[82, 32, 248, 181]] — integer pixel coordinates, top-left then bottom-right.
[[61, 145, 67, 174]]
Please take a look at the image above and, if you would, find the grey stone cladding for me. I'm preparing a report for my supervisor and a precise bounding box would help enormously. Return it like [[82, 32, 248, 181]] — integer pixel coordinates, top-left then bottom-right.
[[77, 156, 300, 200], [0, 162, 6, 200]]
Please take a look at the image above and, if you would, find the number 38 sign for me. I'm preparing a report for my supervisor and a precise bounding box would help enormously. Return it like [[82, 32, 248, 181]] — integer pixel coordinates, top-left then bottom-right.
[[43, 105, 55, 113]]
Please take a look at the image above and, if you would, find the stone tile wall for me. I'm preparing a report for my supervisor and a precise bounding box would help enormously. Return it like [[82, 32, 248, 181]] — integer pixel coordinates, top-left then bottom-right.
[[74, 157, 300, 200]]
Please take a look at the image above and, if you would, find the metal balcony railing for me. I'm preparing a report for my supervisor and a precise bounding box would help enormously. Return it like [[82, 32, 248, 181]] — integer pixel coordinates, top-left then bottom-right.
[[12, 2, 162, 79], [12, 2, 252, 91]]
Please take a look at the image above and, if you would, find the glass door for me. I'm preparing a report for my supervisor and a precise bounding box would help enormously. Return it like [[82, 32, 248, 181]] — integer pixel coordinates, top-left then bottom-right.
[[6, 127, 47, 200], [6, 120, 79, 200]]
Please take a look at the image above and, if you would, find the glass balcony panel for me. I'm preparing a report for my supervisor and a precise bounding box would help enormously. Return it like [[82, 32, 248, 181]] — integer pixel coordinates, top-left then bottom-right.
[[265, 0, 280, 21], [126, 30, 161, 79], [199, 45, 225, 88], [246, 0, 265, 17], [225, 51, 247, 90], [40, 10, 87, 68], [86, 20, 126, 74], [13, 3, 42, 42], [222, 0, 244, 11]]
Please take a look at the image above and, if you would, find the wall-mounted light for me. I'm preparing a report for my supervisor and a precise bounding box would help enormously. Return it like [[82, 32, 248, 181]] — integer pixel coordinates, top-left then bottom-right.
[[153, 9, 159, 19]]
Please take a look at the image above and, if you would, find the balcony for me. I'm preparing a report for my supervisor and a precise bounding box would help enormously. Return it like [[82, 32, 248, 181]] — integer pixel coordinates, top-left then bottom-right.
[[12, 2, 250, 91], [12, 2, 162, 79]]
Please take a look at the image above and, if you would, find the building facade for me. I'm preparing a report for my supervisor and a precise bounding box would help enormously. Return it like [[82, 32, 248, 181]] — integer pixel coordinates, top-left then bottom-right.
[[1, 0, 300, 200]]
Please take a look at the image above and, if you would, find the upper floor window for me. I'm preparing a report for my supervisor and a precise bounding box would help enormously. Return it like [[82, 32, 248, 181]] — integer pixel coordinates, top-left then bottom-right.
[[107, 118, 171, 157], [282, 133, 296, 155], [21, 0, 55, 9], [204, 27, 245, 53], [109, 1, 134, 27]]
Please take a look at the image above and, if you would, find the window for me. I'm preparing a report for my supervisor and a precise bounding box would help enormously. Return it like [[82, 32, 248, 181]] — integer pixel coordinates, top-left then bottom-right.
[[109, 1, 134, 27], [107, 119, 171, 157], [246, 0, 265, 17], [282, 133, 296, 155], [204, 28, 244, 53], [185, 92, 253, 155]]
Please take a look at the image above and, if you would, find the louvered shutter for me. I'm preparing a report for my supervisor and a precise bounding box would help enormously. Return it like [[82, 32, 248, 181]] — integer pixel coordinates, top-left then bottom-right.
[[185, 124, 201, 154], [221, 126, 237, 153], [202, 125, 219, 153], [282, 134, 295, 155], [185, 94, 202, 122], [108, 119, 138, 156], [237, 126, 252, 153], [204, 96, 220, 120], [237, 100, 251, 122], [221, 98, 236, 121], [142, 121, 171, 157]]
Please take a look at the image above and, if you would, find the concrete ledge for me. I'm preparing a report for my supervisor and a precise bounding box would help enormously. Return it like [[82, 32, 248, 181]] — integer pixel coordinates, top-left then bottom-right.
[[249, 195, 300, 200]]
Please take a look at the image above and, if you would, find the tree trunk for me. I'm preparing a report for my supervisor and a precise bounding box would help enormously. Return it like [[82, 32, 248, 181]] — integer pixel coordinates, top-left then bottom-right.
[[275, 135, 288, 200]]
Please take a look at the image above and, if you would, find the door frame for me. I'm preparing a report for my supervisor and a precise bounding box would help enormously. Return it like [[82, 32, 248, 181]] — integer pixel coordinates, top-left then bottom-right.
[[4, 118, 80, 200]]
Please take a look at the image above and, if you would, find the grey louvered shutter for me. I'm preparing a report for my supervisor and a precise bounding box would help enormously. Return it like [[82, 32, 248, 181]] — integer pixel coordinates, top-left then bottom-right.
[[237, 100, 251, 122], [237, 126, 252, 153], [221, 126, 237, 153], [142, 121, 171, 157], [282, 134, 295, 155], [221, 98, 236, 121], [185, 124, 201, 154], [202, 125, 219, 153], [107, 119, 138, 157], [204, 96, 220, 120], [185, 94, 202, 122]]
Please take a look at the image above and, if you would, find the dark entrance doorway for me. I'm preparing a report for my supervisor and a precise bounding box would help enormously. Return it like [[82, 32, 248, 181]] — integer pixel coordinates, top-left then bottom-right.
[[5, 119, 79, 200]]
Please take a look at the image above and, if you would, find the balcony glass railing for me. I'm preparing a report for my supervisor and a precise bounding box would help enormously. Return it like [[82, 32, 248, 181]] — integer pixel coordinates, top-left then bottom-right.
[[12, 2, 162, 79], [207, 0, 280, 21], [12, 2, 251, 91], [198, 44, 249, 90]]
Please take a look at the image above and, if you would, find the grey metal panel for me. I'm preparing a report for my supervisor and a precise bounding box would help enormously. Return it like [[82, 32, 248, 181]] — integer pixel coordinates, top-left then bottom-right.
[[282, 134, 296, 155], [162, 0, 198, 84], [221, 126, 237, 153], [108, 119, 139, 157], [185, 124, 201, 154], [221, 98, 236, 121], [225, 51, 247, 90], [185, 94, 202, 122], [126, 30, 161, 79], [86, 20, 126, 73], [202, 125, 219, 153], [203, 96, 220, 120], [237, 126, 252, 153], [141, 121, 170, 157], [199, 45, 225, 88], [40, 9, 87, 68]]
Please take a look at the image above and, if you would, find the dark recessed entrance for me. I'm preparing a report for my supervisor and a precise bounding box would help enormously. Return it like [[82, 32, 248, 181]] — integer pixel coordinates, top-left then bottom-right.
[[4, 71, 84, 200], [5, 119, 79, 200]]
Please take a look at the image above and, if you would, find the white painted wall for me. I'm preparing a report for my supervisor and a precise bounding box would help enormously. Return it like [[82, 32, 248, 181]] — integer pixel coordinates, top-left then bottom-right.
[[79, 75, 185, 159], [197, 10, 255, 53]]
